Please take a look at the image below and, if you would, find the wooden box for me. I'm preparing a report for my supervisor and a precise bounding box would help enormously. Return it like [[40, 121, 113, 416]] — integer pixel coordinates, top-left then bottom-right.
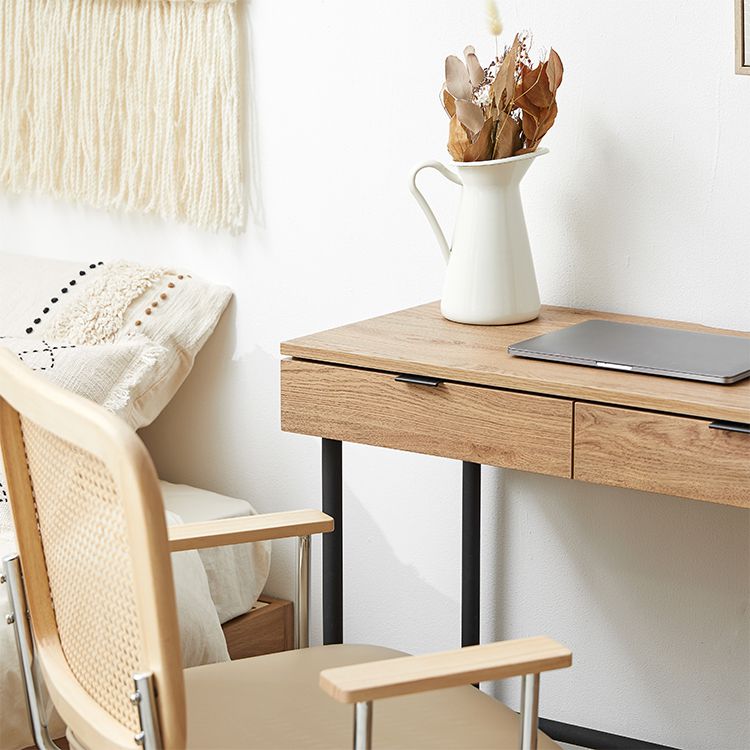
[[221, 595, 294, 660]]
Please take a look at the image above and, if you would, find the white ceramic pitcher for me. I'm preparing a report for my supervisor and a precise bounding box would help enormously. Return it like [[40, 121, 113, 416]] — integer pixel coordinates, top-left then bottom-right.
[[410, 148, 547, 325]]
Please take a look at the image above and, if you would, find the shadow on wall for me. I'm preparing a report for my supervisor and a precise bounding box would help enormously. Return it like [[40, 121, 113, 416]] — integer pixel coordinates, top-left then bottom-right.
[[141, 299, 281, 500], [141, 298, 236, 488], [482, 466, 750, 744], [340, 465, 463, 656]]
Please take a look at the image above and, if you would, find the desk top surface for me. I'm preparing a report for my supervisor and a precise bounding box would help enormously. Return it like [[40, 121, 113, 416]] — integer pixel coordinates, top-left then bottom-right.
[[281, 302, 750, 423]]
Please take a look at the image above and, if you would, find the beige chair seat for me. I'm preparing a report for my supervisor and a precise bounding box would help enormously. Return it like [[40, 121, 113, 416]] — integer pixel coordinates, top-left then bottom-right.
[[184, 644, 560, 750]]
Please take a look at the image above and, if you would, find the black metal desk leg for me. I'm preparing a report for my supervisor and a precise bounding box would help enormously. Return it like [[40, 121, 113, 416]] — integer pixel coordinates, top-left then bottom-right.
[[322, 438, 343, 644], [462, 461, 481, 648]]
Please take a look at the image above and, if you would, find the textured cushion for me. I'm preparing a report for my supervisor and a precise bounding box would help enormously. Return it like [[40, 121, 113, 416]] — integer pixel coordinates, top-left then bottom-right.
[[0, 336, 163, 421], [183, 644, 561, 750], [161, 481, 271, 624], [0, 252, 232, 429]]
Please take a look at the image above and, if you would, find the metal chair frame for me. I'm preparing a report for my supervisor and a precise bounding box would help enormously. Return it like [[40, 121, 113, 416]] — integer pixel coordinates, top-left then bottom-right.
[[3, 532, 314, 750]]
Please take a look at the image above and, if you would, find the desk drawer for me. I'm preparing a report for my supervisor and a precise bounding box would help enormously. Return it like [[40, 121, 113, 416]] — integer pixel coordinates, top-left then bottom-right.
[[281, 360, 572, 477], [574, 403, 750, 507]]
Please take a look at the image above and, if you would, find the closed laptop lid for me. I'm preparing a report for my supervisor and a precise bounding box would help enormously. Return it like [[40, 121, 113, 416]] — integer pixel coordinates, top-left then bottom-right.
[[508, 319, 750, 384]]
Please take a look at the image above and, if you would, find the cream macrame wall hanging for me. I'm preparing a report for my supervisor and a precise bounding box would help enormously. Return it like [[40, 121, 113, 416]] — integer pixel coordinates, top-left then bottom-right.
[[0, 0, 243, 233]]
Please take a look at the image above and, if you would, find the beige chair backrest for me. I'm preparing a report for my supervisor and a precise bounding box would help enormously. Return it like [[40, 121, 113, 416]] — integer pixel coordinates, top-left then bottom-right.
[[0, 349, 185, 750]]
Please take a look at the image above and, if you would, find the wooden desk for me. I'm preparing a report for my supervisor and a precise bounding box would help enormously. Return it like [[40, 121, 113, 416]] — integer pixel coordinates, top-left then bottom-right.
[[280, 302, 749, 748], [280, 301, 750, 652]]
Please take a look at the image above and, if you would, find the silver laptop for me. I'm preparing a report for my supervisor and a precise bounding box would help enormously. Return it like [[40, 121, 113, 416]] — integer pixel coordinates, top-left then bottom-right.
[[508, 319, 750, 384]]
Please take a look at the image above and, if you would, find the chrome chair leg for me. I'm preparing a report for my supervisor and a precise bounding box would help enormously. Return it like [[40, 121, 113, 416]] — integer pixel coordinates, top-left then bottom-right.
[[519, 673, 540, 750], [2, 554, 61, 750], [353, 700, 373, 750], [295, 534, 311, 649], [131, 672, 163, 750]]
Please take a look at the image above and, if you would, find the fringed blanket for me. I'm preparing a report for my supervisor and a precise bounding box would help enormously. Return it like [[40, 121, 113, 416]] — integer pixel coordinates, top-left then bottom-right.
[[0, 0, 244, 232]]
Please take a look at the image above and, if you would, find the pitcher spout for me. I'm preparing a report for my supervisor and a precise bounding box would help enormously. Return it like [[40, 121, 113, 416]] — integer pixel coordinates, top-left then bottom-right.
[[453, 147, 548, 188]]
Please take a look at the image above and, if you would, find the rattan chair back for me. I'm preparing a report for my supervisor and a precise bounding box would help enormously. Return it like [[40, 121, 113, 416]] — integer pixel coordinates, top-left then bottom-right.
[[0, 349, 186, 749]]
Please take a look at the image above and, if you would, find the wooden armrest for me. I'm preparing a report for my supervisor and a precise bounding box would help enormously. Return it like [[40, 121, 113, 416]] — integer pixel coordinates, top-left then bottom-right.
[[319, 636, 571, 704], [168, 510, 334, 552]]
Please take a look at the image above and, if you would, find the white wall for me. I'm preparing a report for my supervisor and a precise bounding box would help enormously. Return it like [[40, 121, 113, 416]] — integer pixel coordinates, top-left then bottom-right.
[[1, 1, 749, 747]]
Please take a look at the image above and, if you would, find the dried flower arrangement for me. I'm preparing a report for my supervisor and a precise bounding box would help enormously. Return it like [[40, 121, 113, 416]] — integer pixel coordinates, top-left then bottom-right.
[[442, 2, 563, 162]]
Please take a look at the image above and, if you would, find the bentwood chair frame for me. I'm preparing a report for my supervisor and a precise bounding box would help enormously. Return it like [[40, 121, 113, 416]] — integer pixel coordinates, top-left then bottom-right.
[[0, 348, 571, 750]]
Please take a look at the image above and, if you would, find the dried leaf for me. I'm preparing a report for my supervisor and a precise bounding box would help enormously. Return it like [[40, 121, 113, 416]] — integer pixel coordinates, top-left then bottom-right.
[[493, 113, 522, 159], [464, 45, 485, 87], [447, 114, 472, 160], [546, 48, 563, 93], [516, 96, 542, 128], [490, 35, 519, 112], [523, 63, 555, 109], [515, 63, 548, 110], [456, 99, 485, 139], [521, 107, 539, 144], [519, 99, 556, 151], [442, 87, 456, 117], [445, 55, 472, 101], [535, 100, 558, 141], [463, 117, 494, 161]]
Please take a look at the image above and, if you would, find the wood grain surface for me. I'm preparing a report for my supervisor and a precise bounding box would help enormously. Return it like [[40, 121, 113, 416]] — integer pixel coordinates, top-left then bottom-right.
[[320, 636, 571, 704], [168, 509, 333, 552], [281, 302, 750, 423], [281, 359, 573, 477], [574, 403, 750, 507], [222, 596, 294, 660]]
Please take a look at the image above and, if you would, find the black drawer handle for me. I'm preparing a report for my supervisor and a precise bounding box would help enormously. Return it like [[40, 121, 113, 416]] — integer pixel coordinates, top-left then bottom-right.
[[394, 374, 444, 387], [709, 420, 750, 435]]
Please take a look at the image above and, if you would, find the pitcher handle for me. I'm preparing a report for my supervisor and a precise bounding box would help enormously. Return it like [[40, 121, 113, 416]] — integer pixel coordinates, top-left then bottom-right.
[[409, 161, 462, 264]]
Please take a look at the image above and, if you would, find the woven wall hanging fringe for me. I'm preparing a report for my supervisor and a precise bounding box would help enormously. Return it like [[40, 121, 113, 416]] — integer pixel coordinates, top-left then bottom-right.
[[0, 0, 244, 233]]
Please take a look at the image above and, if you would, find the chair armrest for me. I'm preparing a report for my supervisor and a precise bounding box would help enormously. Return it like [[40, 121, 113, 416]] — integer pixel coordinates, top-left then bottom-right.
[[168, 510, 333, 552], [319, 636, 571, 704]]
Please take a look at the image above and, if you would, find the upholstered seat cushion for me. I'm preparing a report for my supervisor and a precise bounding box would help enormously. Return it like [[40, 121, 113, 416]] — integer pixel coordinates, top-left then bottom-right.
[[184, 644, 560, 750]]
